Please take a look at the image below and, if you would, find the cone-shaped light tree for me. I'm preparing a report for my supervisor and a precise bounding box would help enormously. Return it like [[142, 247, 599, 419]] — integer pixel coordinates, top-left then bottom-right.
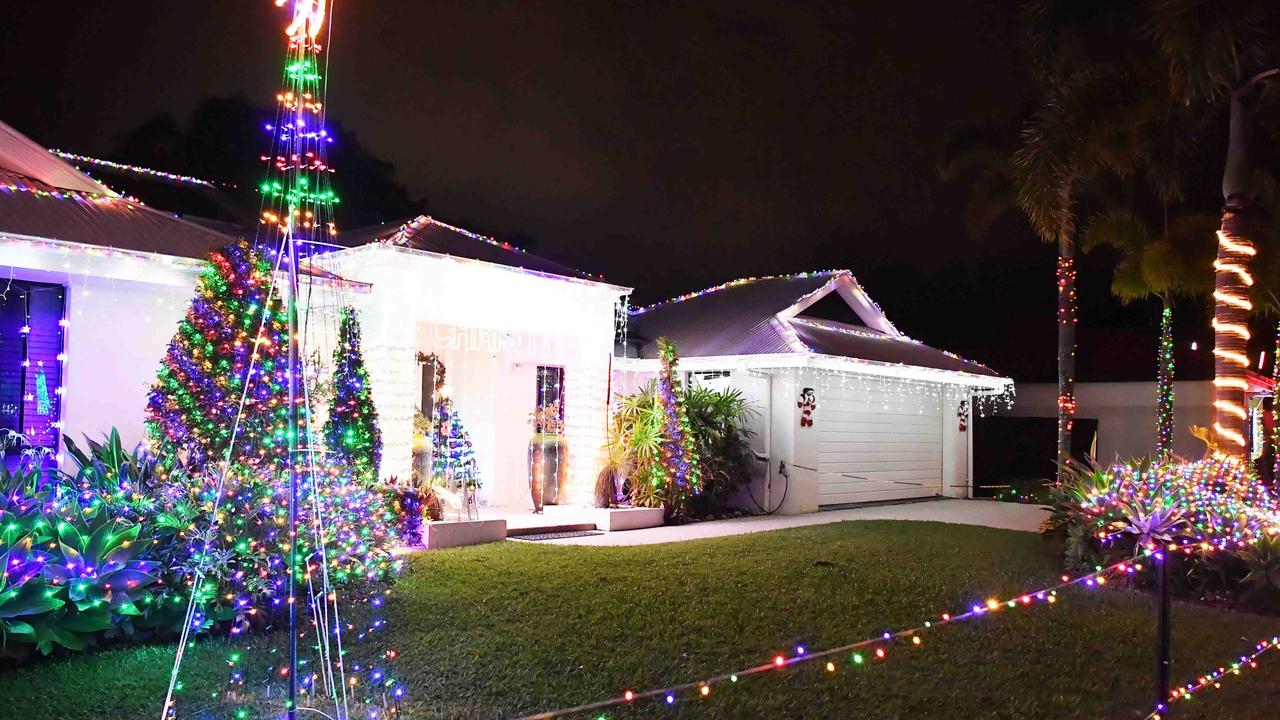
[[146, 237, 300, 469], [652, 338, 700, 514], [323, 307, 382, 483]]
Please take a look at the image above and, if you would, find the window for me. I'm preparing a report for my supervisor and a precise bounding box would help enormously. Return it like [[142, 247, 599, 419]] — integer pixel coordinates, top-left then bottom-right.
[[0, 281, 66, 460], [534, 366, 565, 434]]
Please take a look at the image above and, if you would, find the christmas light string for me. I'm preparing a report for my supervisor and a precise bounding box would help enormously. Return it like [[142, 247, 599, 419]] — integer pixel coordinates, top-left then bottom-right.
[[1144, 635, 1280, 720], [1211, 227, 1255, 450], [629, 270, 844, 314], [511, 558, 1142, 720], [48, 150, 227, 189]]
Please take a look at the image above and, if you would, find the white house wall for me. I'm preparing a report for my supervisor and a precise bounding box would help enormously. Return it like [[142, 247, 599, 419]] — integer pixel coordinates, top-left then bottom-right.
[[0, 245, 198, 455], [1007, 380, 1214, 462], [326, 246, 624, 503]]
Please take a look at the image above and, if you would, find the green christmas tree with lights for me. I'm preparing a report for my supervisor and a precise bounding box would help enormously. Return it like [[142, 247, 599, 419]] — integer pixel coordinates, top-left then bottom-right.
[[146, 237, 300, 469], [323, 307, 382, 483]]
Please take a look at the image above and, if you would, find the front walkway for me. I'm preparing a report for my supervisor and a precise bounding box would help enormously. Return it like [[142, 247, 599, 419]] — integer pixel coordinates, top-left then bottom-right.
[[539, 498, 1047, 546]]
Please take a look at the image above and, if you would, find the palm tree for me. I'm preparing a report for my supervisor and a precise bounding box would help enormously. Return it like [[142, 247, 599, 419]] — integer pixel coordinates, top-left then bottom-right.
[[1082, 208, 1216, 457], [1145, 3, 1280, 455]]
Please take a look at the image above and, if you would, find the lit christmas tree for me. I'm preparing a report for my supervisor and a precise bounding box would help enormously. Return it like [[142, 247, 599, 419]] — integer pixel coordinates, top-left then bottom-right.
[[146, 237, 299, 469], [431, 393, 479, 490], [652, 337, 700, 505], [322, 306, 381, 483]]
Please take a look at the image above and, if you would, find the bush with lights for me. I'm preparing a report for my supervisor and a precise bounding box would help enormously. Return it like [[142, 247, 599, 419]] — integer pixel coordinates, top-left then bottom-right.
[[1044, 454, 1280, 610]]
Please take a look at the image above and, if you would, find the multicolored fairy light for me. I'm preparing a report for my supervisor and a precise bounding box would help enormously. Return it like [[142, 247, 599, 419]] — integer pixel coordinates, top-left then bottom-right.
[[512, 558, 1141, 720], [146, 237, 300, 469], [1056, 254, 1078, 477], [48, 149, 224, 189], [1145, 635, 1280, 720], [651, 338, 700, 505]]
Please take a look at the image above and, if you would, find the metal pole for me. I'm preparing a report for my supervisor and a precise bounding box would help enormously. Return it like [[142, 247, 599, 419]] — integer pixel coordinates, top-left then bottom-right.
[[286, 225, 300, 720], [1155, 552, 1172, 716]]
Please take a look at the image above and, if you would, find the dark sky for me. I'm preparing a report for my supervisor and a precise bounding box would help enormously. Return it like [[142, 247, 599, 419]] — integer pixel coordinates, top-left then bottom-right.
[[0, 0, 1182, 380]]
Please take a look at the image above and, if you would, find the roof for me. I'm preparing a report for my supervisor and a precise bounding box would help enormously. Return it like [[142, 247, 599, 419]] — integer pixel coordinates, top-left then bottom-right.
[[628, 271, 1004, 379], [335, 215, 600, 281], [0, 123, 237, 259], [0, 171, 237, 259], [0, 122, 115, 196]]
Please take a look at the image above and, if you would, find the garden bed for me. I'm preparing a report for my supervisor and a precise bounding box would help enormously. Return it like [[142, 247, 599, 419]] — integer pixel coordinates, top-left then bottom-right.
[[2, 521, 1277, 718]]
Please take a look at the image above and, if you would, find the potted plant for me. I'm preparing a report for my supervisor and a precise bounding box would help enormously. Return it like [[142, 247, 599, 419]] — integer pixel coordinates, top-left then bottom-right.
[[528, 404, 567, 512]]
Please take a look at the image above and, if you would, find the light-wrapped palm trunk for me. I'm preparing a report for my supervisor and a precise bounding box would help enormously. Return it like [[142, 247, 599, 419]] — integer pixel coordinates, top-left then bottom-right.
[[1211, 75, 1274, 457], [1156, 302, 1174, 459], [1212, 215, 1254, 453], [1056, 241, 1077, 480]]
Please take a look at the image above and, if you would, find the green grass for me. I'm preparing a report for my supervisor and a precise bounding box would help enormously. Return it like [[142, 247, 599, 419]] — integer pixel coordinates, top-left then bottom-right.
[[2, 520, 1279, 719]]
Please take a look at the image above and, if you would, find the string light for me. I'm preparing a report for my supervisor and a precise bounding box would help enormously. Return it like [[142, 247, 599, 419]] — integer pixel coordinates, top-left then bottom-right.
[[1156, 305, 1174, 458], [512, 559, 1139, 720], [1145, 636, 1280, 720], [1212, 227, 1255, 453], [47, 150, 227, 189]]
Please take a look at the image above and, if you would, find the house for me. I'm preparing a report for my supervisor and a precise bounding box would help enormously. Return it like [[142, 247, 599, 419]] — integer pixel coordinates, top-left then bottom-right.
[[618, 270, 1013, 513], [0, 123, 631, 511]]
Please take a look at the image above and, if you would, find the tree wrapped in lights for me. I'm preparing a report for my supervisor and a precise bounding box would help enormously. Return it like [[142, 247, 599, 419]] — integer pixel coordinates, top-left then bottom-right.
[[652, 338, 700, 515], [146, 238, 299, 469], [322, 307, 381, 484]]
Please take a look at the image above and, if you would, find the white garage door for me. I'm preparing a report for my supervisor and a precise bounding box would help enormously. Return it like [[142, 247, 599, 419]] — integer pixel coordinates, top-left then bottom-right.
[[816, 384, 942, 506]]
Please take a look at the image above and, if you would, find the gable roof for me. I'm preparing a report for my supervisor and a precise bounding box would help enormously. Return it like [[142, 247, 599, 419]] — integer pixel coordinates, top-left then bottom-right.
[[336, 215, 600, 281], [628, 271, 1003, 379], [0, 123, 237, 259]]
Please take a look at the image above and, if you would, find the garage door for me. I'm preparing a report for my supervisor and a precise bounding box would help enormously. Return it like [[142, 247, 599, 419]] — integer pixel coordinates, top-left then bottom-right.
[[816, 384, 943, 506]]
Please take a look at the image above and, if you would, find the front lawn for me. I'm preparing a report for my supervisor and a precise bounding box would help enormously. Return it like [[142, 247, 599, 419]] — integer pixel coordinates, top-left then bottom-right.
[[2, 521, 1278, 719]]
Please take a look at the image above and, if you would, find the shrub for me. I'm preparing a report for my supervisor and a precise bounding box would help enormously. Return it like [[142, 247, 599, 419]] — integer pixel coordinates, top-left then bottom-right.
[[609, 381, 757, 518], [1048, 454, 1280, 611], [0, 429, 403, 658]]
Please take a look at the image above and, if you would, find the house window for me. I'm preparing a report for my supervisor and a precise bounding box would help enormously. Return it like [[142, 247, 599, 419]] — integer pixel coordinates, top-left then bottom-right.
[[534, 366, 565, 434], [0, 281, 66, 460]]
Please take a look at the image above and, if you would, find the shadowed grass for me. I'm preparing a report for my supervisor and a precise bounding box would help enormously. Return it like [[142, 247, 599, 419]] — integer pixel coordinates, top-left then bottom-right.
[[1, 520, 1277, 719]]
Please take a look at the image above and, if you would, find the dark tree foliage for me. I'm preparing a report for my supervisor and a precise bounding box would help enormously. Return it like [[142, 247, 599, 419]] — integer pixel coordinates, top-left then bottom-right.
[[111, 94, 423, 228]]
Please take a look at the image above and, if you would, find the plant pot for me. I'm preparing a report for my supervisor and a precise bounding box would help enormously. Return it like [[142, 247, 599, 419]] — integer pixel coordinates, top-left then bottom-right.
[[529, 433, 568, 511]]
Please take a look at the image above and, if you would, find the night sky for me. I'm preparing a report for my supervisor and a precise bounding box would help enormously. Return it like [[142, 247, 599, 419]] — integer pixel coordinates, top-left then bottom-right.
[[0, 1, 1193, 381]]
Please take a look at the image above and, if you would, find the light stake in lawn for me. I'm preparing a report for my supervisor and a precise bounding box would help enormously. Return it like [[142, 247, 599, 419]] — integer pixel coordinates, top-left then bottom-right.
[[510, 559, 1141, 720]]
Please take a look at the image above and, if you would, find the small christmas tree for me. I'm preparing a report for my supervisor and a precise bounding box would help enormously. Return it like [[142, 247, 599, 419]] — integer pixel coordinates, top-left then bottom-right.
[[146, 238, 299, 469], [432, 394, 479, 490], [652, 337, 700, 503], [323, 307, 382, 483]]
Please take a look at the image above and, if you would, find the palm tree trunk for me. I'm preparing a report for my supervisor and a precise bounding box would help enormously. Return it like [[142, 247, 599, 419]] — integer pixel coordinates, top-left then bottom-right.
[[1273, 321, 1280, 478], [1156, 298, 1174, 459], [1056, 237, 1077, 479], [1212, 74, 1273, 456]]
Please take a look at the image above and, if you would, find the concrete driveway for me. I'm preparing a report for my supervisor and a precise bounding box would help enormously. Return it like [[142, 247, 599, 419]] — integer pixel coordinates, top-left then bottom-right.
[[539, 497, 1048, 546]]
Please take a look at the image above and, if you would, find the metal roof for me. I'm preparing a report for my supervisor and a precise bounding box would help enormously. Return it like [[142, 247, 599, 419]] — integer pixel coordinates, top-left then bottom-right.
[[628, 272, 1004, 379], [0, 122, 115, 196], [0, 172, 237, 259], [335, 215, 600, 281]]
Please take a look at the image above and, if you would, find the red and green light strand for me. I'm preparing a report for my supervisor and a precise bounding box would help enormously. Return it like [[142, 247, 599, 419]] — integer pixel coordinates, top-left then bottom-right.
[[323, 307, 382, 484], [1156, 304, 1174, 458]]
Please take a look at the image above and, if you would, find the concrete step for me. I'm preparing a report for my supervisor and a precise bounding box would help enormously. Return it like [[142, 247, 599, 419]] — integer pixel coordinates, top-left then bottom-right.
[[507, 522, 597, 537]]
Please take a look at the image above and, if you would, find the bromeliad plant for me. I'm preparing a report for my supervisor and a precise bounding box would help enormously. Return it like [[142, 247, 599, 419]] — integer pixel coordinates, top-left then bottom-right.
[[1046, 453, 1280, 610]]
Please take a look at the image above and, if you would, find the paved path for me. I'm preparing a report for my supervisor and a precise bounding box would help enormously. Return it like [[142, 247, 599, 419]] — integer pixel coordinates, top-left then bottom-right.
[[540, 498, 1047, 546]]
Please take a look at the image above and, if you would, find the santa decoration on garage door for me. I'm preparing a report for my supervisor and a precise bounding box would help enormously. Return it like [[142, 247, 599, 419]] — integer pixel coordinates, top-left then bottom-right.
[[957, 400, 969, 432], [798, 387, 816, 427]]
